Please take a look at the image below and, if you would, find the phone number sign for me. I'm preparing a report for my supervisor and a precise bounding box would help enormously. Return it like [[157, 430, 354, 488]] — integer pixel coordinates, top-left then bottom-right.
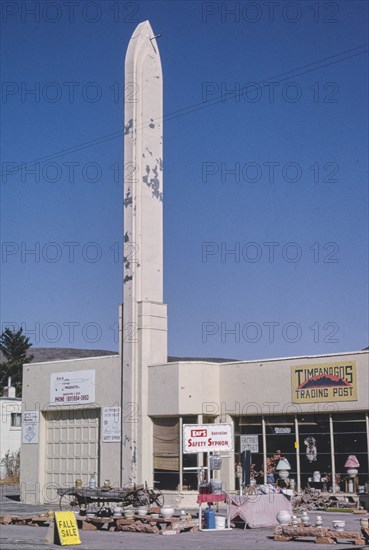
[[50, 370, 95, 405], [183, 423, 233, 453]]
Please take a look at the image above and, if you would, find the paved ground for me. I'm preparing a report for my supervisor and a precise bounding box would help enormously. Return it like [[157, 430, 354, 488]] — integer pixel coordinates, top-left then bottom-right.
[[0, 486, 368, 549]]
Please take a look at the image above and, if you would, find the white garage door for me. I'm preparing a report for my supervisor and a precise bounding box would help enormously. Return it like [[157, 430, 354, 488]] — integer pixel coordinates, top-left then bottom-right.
[[45, 408, 99, 501]]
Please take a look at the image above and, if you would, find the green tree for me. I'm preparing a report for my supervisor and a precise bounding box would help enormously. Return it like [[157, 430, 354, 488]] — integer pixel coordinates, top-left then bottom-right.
[[0, 328, 33, 397]]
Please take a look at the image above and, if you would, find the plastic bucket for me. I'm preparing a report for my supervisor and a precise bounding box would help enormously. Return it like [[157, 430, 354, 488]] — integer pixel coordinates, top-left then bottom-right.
[[215, 516, 226, 530]]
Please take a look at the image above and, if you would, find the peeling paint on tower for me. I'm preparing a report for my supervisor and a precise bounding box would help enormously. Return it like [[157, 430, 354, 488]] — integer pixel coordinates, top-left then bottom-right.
[[122, 20, 167, 486], [124, 119, 133, 135]]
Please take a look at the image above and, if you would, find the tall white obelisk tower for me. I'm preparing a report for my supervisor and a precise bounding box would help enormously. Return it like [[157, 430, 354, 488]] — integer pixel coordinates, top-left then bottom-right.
[[122, 21, 167, 485]]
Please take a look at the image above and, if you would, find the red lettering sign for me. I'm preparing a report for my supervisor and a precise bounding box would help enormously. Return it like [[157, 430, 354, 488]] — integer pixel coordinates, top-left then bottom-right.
[[191, 429, 207, 437]]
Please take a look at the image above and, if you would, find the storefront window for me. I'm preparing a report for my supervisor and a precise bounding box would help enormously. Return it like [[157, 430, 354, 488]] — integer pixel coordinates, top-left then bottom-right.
[[333, 413, 368, 486], [154, 411, 369, 492], [153, 417, 180, 490], [153, 415, 199, 490], [297, 413, 332, 489], [234, 416, 263, 485], [265, 416, 296, 485], [182, 415, 198, 490]]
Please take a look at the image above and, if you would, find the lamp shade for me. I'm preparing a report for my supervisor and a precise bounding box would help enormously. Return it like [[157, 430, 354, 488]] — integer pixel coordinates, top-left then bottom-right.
[[344, 455, 360, 468], [276, 458, 291, 470]]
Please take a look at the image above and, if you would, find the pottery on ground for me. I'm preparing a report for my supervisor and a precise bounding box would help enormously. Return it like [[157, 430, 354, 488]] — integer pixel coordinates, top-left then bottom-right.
[[160, 506, 174, 519], [315, 515, 323, 527], [291, 515, 299, 528], [332, 520, 345, 531], [276, 510, 292, 525]]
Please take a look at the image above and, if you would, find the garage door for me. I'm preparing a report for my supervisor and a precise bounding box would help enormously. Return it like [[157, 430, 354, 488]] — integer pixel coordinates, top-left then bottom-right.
[[45, 408, 99, 501]]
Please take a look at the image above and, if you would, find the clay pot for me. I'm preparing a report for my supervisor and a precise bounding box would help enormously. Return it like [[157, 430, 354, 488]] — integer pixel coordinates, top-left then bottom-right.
[[160, 506, 174, 519], [276, 511, 292, 525], [315, 515, 323, 527], [332, 520, 345, 531], [291, 515, 299, 528]]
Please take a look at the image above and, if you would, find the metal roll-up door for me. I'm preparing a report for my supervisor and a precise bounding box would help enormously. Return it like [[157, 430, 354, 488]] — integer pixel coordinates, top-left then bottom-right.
[[44, 408, 99, 501]]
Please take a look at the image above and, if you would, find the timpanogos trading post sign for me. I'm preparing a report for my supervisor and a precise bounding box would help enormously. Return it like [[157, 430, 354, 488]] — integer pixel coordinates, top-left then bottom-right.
[[183, 423, 233, 453], [291, 362, 357, 403]]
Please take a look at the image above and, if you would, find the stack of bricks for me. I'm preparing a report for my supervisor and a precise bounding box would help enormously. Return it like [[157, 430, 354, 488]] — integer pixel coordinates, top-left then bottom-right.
[[274, 525, 365, 545]]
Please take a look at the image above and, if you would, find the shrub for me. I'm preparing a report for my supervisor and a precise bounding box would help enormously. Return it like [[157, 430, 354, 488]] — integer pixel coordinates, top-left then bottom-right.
[[1, 449, 20, 482]]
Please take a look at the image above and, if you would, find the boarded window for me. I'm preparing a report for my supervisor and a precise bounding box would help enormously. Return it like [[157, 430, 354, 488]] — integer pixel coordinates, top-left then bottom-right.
[[153, 417, 179, 471]]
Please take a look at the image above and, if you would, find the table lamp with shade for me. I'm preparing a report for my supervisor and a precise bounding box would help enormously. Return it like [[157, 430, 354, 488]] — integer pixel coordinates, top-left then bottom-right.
[[276, 458, 291, 480], [344, 455, 360, 478]]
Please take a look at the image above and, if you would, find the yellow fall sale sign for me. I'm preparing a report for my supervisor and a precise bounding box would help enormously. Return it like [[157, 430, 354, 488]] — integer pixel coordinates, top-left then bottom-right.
[[54, 512, 81, 546]]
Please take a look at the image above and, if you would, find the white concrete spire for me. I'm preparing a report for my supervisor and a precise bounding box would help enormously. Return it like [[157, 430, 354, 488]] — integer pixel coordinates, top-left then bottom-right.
[[122, 21, 167, 485], [124, 20, 163, 303]]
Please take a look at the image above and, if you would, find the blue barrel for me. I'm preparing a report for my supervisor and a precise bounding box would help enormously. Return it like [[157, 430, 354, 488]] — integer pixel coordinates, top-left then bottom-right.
[[204, 507, 215, 529]]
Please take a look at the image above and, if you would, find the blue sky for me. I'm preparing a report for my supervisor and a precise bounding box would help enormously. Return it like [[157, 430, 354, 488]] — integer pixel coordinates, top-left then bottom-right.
[[1, 0, 368, 360]]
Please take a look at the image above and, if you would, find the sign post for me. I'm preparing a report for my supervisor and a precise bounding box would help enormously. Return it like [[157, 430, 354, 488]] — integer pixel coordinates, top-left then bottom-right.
[[183, 424, 233, 532]]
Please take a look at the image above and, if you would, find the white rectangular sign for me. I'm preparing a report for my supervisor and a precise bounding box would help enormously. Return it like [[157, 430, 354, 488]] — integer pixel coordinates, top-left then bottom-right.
[[102, 406, 121, 442], [50, 370, 95, 406], [22, 410, 39, 444], [274, 427, 291, 434], [240, 434, 259, 453], [183, 423, 233, 453]]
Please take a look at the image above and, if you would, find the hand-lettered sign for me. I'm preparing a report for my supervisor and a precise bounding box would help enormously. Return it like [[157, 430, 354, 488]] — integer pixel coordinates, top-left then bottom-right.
[[291, 362, 357, 403], [54, 511, 81, 546]]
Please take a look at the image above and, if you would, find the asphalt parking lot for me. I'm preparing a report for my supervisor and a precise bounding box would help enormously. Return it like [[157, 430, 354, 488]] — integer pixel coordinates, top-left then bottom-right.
[[1, 485, 368, 550]]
